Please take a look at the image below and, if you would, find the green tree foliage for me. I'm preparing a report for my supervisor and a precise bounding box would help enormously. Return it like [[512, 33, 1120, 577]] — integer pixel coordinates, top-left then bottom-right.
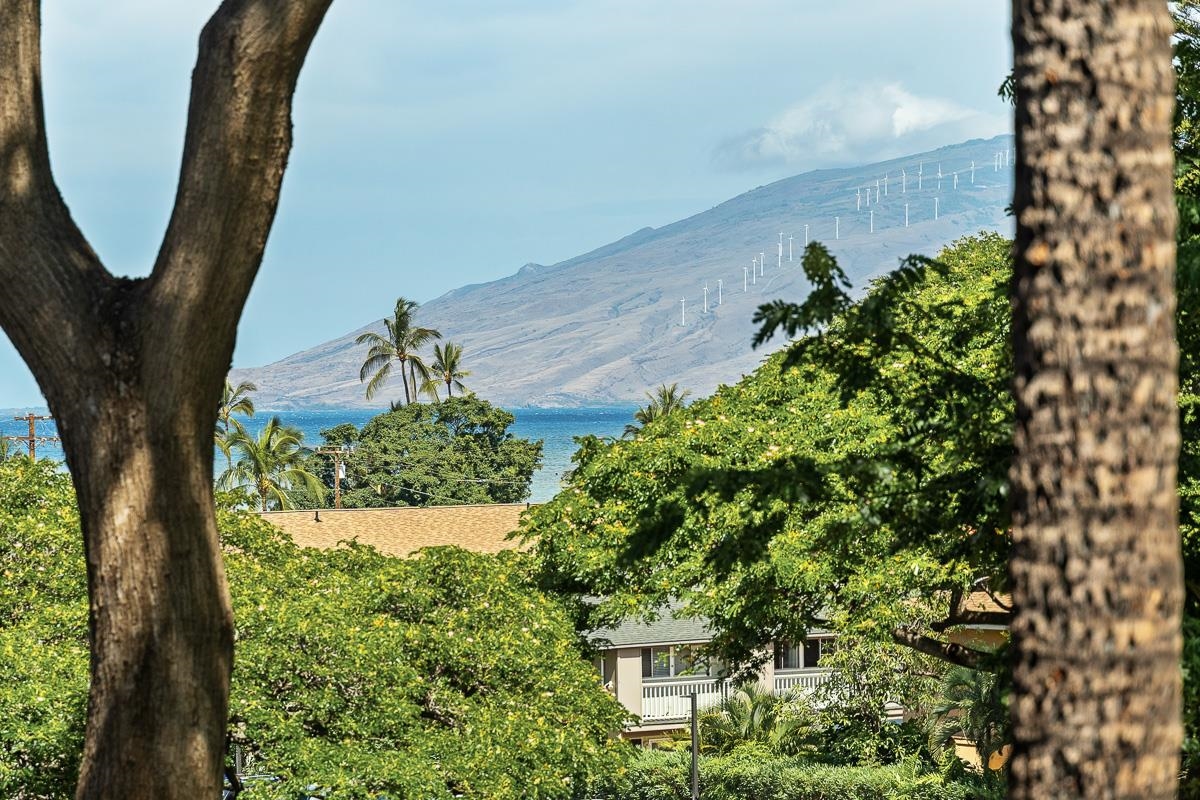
[[623, 383, 692, 438], [422, 341, 471, 402], [0, 460, 88, 798], [698, 683, 813, 757], [357, 297, 442, 406], [600, 749, 998, 800], [336, 395, 542, 508], [522, 233, 1013, 673], [1170, 5, 1200, 783], [0, 459, 630, 799], [218, 417, 325, 511], [926, 666, 1009, 782], [217, 378, 259, 474]]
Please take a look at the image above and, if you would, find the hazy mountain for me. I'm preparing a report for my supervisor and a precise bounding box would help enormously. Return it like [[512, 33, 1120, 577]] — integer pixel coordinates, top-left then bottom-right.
[[233, 135, 1014, 409]]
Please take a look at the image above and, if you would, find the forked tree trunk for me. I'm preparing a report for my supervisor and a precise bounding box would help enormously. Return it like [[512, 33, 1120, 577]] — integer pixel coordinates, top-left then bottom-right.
[[1009, 1, 1182, 797], [0, 2, 332, 798]]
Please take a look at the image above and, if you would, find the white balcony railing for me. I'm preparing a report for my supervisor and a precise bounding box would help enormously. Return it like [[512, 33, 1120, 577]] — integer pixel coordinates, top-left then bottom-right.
[[639, 670, 834, 723], [773, 669, 832, 694], [640, 677, 733, 722]]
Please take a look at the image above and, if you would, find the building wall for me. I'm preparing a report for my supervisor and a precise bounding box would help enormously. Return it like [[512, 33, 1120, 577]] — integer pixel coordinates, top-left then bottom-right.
[[614, 647, 643, 719]]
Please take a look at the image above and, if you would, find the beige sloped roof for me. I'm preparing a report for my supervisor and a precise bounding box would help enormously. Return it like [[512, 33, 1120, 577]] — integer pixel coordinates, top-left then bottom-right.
[[259, 504, 532, 557]]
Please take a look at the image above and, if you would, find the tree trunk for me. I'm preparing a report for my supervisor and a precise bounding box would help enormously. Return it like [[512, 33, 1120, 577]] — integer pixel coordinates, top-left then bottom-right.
[[1010, 2, 1182, 797], [66, 382, 235, 799], [400, 356, 412, 405], [0, 2, 332, 797]]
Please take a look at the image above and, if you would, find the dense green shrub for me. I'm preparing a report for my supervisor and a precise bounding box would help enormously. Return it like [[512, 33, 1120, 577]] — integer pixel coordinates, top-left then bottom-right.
[[595, 749, 1003, 800], [0, 460, 630, 799]]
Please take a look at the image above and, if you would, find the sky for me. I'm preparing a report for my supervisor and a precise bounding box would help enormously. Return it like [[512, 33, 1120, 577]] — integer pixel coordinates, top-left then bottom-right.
[[0, 0, 1011, 408]]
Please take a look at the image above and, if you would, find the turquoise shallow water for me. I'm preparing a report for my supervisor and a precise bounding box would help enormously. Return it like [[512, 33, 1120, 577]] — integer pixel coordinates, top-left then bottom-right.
[[0, 406, 635, 504]]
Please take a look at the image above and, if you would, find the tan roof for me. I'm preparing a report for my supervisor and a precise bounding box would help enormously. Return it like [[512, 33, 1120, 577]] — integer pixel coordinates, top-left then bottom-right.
[[963, 590, 1011, 615], [259, 504, 531, 557]]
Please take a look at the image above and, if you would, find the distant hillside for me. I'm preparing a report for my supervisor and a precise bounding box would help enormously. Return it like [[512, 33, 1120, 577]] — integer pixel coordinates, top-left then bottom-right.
[[233, 135, 1014, 409]]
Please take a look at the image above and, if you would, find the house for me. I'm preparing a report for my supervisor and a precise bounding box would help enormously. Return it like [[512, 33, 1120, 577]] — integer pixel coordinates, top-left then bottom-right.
[[590, 609, 836, 744]]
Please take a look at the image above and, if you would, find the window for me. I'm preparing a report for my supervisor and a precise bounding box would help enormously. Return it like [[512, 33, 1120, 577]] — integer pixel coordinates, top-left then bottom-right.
[[775, 636, 835, 670], [641, 645, 709, 678]]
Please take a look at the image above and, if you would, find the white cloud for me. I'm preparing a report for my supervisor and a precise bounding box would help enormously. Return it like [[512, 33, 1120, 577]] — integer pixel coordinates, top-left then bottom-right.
[[714, 82, 1007, 171]]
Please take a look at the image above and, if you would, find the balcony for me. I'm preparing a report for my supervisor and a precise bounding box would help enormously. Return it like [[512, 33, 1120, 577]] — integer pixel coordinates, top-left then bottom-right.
[[638, 670, 832, 723], [773, 669, 832, 694], [640, 677, 733, 722]]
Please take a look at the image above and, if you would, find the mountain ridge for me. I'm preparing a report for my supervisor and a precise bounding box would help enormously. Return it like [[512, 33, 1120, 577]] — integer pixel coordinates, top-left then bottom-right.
[[233, 134, 1015, 409]]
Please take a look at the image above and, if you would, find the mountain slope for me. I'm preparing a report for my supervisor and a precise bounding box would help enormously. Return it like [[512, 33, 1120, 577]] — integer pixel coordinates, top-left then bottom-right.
[[234, 135, 1014, 408]]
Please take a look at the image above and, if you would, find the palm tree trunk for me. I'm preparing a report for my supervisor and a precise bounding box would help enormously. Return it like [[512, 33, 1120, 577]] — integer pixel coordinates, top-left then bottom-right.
[[446, 376, 452, 398], [399, 356, 411, 405], [1009, 1, 1181, 797]]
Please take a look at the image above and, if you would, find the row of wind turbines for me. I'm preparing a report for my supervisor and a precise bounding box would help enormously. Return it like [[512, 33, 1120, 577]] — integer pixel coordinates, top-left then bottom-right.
[[678, 145, 1015, 326]]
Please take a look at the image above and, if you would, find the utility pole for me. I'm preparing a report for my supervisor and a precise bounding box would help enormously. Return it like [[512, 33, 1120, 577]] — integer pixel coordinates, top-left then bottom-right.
[[315, 446, 349, 508], [4, 413, 58, 460], [690, 692, 700, 800]]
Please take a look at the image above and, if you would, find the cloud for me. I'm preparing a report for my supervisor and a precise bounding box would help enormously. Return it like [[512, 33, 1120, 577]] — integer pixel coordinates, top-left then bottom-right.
[[714, 82, 1007, 171]]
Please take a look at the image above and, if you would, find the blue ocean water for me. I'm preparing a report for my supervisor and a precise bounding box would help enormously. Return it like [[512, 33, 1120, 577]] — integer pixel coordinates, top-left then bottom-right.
[[0, 406, 635, 503]]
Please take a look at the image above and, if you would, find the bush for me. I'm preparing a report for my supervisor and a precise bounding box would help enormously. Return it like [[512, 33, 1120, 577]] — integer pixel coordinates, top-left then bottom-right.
[[594, 749, 1003, 800]]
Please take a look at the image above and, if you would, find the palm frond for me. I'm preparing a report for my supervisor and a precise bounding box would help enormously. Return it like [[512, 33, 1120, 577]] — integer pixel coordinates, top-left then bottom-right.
[[364, 362, 393, 400]]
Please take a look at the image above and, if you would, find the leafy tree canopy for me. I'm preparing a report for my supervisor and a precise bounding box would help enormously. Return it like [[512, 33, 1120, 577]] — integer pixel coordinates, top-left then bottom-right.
[[334, 396, 543, 508], [521, 233, 1014, 672], [0, 460, 629, 799]]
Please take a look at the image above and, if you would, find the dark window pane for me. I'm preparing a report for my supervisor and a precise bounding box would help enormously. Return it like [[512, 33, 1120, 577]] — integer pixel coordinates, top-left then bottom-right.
[[804, 639, 822, 668], [642, 648, 652, 678]]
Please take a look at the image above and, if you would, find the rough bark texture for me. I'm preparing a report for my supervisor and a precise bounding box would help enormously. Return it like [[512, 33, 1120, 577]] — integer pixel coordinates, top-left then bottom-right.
[[1009, 1, 1182, 797], [0, 1, 331, 798]]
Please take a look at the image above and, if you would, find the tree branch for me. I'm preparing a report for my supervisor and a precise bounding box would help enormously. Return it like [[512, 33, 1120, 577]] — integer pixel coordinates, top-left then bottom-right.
[[891, 625, 990, 671], [147, 0, 334, 405], [930, 609, 1013, 632], [0, 0, 111, 405]]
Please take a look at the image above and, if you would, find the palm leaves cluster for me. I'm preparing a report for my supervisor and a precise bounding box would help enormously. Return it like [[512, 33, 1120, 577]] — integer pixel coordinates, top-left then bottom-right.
[[215, 380, 322, 511], [623, 383, 691, 438], [697, 683, 815, 757], [356, 297, 470, 404], [926, 666, 1010, 775]]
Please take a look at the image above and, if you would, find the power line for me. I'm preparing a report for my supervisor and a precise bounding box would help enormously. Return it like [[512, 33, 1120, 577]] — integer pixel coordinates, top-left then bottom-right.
[[3, 413, 59, 460]]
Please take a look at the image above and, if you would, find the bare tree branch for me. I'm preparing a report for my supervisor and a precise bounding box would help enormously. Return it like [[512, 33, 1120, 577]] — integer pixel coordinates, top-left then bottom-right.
[[0, 0, 111, 405], [930, 609, 1013, 632], [147, 0, 334, 406], [891, 625, 990, 671]]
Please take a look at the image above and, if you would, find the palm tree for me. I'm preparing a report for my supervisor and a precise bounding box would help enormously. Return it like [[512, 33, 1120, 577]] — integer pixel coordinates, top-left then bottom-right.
[[926, 666, 1009, 776], [218, 416, 324, 511], [356, 297, 441, 405], [624, 383, 691, 437], [216, 378, 257, 474], [422, 341, 471, 401], [698, 682, 811, 755]]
